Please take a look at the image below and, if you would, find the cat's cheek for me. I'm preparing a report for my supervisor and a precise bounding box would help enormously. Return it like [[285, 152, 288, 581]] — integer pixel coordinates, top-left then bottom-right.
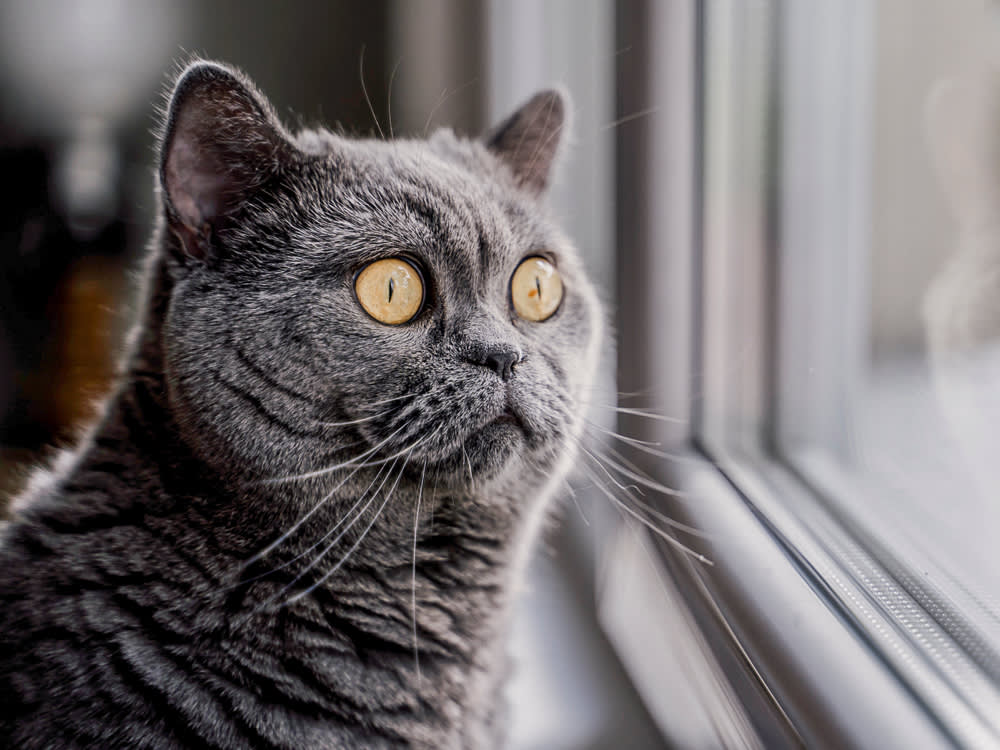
[[162, 328, 322, 482]]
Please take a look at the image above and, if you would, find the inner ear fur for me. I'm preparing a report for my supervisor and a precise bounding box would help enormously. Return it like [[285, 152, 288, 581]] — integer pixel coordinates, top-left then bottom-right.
[[159, 60, 295, 260], [485, 89, 569, 196]]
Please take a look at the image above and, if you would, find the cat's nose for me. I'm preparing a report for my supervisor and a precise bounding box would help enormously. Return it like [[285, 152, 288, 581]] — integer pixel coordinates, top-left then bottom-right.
[[468, 347, 522, 381]]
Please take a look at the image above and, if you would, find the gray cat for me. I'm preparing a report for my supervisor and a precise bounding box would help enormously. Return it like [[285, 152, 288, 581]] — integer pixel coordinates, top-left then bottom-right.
[[0, 60, 601, 749]]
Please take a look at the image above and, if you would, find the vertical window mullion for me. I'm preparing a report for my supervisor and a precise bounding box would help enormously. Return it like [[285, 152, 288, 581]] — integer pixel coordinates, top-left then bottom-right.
[[774, 2, 873, 465], [698, 0, 777, 457]]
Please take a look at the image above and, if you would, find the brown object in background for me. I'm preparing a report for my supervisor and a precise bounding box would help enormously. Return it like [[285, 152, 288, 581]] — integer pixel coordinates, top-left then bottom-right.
[[0, 255, 126, 507], [46, 255, 125, 433]]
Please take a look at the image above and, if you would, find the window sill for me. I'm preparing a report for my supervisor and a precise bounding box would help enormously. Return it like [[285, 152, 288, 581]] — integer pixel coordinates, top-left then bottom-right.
[[597, 447, 955, 749]]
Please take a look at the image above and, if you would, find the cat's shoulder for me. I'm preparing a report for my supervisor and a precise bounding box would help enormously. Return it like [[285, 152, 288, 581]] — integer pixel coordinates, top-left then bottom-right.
[[6, 447, 78, 519]]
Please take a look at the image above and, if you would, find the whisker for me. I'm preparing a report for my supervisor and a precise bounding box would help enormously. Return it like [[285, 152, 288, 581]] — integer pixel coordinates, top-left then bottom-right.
[[563, 478, 590, 526], [593, 445, 715, 534], [239, 460, 393, 582], [581, 403, 688, 424], [628, 493, 709, 539], [625, 510, 713, 623], [366, 393, 412, 408], [422, 77, 479, 137], [412, 459, 427, 683], [271, 456, 402, 608], [359, 45, 384, 139], [585, 420, 662, 447], [583, 420, 707, 464], [599, 106, 660, 132], [249, 458, 379, 563], [262, 425, 441, 607], [580, 382, 653, 399], [262, 421, 410, 484], [606, 443, 675, 478], [577, 440, 687, 499], [461, 443, 474, 486], [251, 423, 433, 567], [423, 88, 449, 137], [615, 389, 654, 400], [429, 463, 443, 532], [287, 447, 415, 605], [580, 462, 711, 565], [387, 56, 402, 140], [315, 410, 399, 429], [313, 394, 411, 428], [579, 445, 644, 496]]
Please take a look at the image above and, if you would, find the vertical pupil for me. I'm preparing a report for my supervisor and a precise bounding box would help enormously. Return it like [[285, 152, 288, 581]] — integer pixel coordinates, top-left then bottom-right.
[[388, 276, 395, 303], [535, 276, 542, 301]]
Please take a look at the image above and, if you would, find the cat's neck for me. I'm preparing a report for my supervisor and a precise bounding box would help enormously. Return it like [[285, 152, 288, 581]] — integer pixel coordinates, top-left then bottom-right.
[[67, 378, 524, 741]]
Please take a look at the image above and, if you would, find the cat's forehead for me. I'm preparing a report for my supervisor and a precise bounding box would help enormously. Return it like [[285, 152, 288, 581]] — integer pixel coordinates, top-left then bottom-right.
[[338, 134, 527, 221], [293, 132, 562, 280]]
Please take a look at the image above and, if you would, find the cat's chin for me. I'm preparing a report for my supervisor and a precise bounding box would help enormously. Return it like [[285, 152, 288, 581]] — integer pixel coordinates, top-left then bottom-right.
[[424, 419, 528, 486]]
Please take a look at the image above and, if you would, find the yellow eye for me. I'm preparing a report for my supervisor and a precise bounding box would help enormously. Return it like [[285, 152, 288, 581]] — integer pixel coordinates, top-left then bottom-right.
[[355, 258, 425, 325], [510, 256, 563, 322]]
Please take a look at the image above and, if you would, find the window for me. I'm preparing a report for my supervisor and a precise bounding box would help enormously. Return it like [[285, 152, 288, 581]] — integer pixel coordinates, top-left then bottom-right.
[[605, 0, 1000, 747]]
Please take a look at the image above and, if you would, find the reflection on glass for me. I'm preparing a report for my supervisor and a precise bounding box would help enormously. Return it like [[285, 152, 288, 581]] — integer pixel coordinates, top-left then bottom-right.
[[783, 0, 1000, 712]]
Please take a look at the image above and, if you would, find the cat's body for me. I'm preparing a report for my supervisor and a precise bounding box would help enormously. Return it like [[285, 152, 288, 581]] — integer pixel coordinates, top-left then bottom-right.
[[0, 62, 601, 749]]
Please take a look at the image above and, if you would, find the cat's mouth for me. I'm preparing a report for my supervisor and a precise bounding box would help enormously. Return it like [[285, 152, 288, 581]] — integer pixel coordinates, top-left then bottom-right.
[[421, 401, 531, 481], [488, 407, 525, 431], [482, 394, 537, 442]]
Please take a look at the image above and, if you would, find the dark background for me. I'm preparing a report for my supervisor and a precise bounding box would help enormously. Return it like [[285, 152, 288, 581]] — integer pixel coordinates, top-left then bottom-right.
[[0, 0, 486, 501]]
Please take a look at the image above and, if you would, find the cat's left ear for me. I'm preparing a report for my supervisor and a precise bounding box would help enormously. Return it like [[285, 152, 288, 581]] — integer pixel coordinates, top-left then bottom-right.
[[159, 60, 295, 261], [485, 89, 570, 196]]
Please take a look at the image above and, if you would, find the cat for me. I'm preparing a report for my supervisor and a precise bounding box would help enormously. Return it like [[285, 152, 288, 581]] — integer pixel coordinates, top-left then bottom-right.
[[0, 60, 602, 749]]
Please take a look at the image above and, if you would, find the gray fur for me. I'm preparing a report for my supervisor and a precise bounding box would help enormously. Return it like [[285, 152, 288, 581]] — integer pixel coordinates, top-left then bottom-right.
[[0, 61, 601, 749]]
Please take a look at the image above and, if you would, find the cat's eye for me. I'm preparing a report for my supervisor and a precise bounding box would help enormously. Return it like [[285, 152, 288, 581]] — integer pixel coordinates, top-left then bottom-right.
[[510, 256, 563, 322], [355, 258, 425, 325]]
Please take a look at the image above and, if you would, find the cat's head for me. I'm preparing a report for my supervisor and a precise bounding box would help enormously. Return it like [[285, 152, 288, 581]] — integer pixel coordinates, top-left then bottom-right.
[[155, 60, 601, 507]]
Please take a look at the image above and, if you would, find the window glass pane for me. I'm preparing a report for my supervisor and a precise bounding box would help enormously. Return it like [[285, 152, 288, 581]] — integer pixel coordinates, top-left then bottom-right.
[[855, 0, 1000, 625], [773, 0, 1000, 731]]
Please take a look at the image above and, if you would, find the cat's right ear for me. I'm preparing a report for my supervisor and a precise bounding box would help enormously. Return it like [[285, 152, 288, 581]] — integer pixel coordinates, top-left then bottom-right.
[[159, 61, 294, 262], [485, 89, 569, 196]]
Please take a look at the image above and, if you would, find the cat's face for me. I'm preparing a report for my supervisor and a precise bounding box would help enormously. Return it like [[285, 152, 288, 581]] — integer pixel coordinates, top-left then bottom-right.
[[158, 62, 601, 507]]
